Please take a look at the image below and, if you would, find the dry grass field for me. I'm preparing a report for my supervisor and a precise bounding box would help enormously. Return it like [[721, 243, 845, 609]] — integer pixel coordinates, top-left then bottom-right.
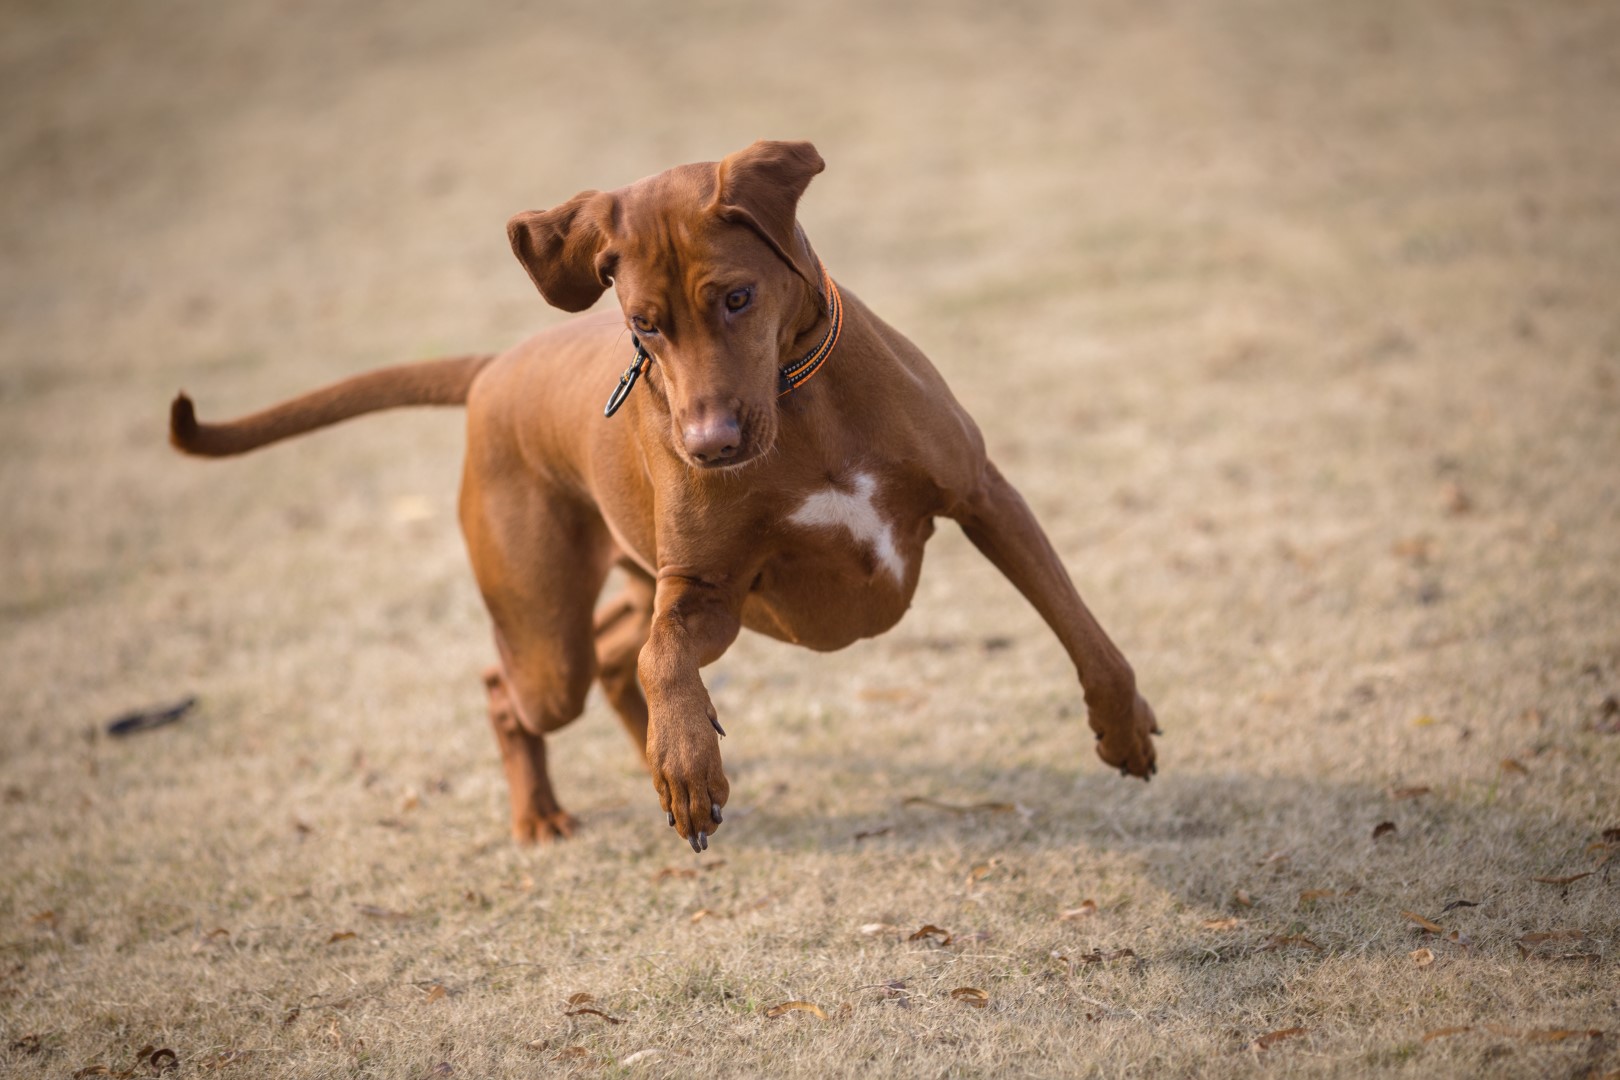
[[3, 1, 1618, 1076]]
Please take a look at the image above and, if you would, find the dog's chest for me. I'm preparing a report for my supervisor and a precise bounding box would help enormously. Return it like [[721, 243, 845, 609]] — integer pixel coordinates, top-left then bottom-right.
[[743, 469, 932, 650]]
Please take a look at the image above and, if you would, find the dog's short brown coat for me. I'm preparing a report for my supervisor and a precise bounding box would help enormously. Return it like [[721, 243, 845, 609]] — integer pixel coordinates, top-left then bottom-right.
[[172, 140, 1158, 851]]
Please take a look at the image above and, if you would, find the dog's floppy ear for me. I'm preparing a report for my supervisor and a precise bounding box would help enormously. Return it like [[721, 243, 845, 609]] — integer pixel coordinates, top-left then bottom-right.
[[507, 191, 618, 312], [711, 140, 825, 288]]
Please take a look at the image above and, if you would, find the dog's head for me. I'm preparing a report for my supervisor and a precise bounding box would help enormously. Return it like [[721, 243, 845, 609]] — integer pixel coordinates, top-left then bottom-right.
[[508, 140, 828, 470]]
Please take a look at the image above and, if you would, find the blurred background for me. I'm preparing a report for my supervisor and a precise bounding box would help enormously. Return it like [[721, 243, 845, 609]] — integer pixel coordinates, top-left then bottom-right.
[[2, 1, 1617, 1074]]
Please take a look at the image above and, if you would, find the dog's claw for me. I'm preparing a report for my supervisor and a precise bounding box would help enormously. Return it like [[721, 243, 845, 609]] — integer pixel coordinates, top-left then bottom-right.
[[698, 830, 708, 851], [668, 811, 676, 827], [712, 804, 722, 824], [710, 715, 726, 738]]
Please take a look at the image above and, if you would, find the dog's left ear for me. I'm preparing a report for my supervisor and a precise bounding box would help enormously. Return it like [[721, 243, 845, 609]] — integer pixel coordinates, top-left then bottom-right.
[[710, 140, 825, 288], [507, 190, 618, 312]]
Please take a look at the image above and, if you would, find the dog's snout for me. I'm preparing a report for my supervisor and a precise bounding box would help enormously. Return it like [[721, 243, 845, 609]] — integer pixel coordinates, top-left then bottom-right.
[[683, 414, 742, 465]]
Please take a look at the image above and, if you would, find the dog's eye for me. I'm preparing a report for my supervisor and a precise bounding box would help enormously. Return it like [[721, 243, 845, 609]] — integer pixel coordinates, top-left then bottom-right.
[[630, 315, 657, 335], [724, 288, 752, 313]]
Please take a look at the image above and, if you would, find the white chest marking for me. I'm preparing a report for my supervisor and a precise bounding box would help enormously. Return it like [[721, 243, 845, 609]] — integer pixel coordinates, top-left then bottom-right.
[[787, 472, 906, 584]]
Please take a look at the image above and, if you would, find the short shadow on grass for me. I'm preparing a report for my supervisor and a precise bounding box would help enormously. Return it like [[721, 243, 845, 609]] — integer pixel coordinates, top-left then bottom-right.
[[675, 741, 1614, 951]]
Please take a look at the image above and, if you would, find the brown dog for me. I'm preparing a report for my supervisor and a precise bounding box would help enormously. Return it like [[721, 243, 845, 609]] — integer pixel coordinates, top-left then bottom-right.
[[171, 140, 1158, 853]]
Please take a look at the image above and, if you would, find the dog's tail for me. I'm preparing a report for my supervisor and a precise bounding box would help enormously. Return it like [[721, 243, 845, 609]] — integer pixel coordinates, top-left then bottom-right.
[[170, 353, 495, 457]]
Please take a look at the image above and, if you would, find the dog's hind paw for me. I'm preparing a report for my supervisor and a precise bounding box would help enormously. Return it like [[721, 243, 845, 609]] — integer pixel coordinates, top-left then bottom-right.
[[512, 809, 579, 845]]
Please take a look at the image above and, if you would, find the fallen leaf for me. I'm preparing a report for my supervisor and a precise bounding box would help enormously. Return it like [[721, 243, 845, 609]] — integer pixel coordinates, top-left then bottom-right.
[[1439, 899, 1478, 913], [1484, 1025, 1603, 1042], [901, 796, 1016, 815], [907, 924, 953, 946], [1059, 901, 1098, 921], [950, 987, 989, 1008], [1411, 948, 1435, 967], [1402, 911, 1445, 934], [858, 687, 922, 705], [567, 992, 595, 1005], [1257, 849, 1292, 868], [966, 860, 1000, 886], [1202, 917, 1243, 930], [1251, 1027, 1308, 1051], [1392, 535, 1433, 564], [853, 826, 893, 842], [764, 1000, 827, 1020], [1076, 947, 1137, 965], [1500, 758, 1529, 775], [105, 696, 196, 737], [1422, 1026, 1473, 1042], [620, 1049, 665, 1065], [1388, 786, 1431, 801], [196, 1049, 253, 1070], [422, 984, 448, 1003], [689, 908, 715, 923], [1372, 821, 1398, 840], [325, 931, 357, 944], [564, 1007, 623, 1024], [1299, 889, 1337, 904], [1518, 931, 1584, 946], [1233, 889, 1255, 908], [1531, 872, 1593, 886]]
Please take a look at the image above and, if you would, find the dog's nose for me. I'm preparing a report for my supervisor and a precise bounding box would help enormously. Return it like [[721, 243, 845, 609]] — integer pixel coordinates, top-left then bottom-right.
[[683, 415, 742, 464]]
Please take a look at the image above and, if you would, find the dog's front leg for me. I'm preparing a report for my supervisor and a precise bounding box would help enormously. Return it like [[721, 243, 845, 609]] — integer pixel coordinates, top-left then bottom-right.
[[638, 570, 740, 852], [953, 461, 1159, 778]]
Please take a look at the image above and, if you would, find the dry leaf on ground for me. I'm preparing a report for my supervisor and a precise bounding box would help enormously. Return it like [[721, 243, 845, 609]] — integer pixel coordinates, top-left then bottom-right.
[[1387, 786, 1431, 800], [1410, 948, 1435, 967], [1372, 821, 1398, 840], [907, 924, 953, 946], [564, 1007, 623, 1024], [901, 796, 1016, 815], [1402, 911, 1445, 933], [1251, 1027, 1307, 1051], [1263, 935, 1323, 953], [1531, 872, 1593, 886], [1059, 900, 1097, 920], [950, 987, 989, 1008], [764, 1001, 827, 1020]]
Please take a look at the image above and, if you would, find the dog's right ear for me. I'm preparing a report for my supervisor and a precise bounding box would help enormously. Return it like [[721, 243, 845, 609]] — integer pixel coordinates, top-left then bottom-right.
[[507, 191, 618, 312]]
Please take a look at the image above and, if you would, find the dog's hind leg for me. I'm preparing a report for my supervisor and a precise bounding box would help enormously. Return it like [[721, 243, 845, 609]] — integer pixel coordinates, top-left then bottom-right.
[[594, 564, 655, 760], [482, 663, 578, 842], [461, 470, 614, 842]]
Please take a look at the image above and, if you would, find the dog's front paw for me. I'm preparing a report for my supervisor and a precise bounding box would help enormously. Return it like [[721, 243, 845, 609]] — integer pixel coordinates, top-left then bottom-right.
[[1093, 692, 1160, 780], [646, 697, 730, 852]]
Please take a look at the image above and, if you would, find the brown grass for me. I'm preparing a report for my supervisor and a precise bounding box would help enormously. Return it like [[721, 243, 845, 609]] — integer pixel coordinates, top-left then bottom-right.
[[3, 1, 1617, 1077]]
